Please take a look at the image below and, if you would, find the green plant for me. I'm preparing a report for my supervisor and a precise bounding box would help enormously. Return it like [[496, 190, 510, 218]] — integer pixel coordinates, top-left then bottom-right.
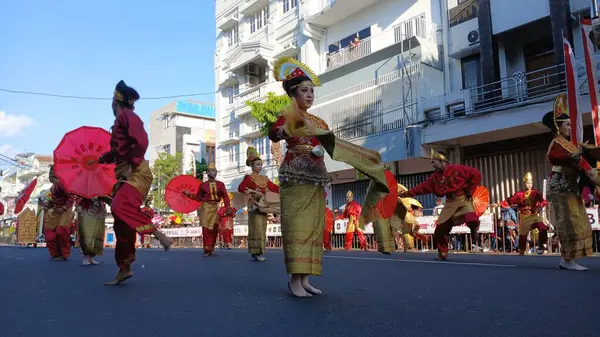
[[246, 91, 291, 136], [151, 152, 183, 211]]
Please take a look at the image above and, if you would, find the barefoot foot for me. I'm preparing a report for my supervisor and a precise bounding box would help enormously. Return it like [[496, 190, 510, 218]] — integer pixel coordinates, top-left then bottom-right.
[[301, 276, 322, 295], [104, 271, 133, 286], [288, 281, 311, 298]]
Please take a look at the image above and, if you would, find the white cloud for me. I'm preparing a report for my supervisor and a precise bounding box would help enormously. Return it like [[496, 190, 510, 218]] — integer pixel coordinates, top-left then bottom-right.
[[0, 111, 34, 137], [0, 144, 13, 155]]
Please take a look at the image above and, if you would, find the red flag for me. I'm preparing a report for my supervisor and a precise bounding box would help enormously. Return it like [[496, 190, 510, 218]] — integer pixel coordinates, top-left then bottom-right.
[[564, 36, 583, 145], [581, 18, 600, 145]]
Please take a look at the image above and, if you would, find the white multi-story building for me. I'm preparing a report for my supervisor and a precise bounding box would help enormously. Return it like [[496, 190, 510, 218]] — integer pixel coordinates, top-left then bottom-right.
[[215, 0, 445, 209], [216, 0, 600, 212], [0, 153, 53, 222], [300, 0, 445, 209], [420, 0, 599, 204], [215, 0, 303, 208], [148, 100, 216, 174]]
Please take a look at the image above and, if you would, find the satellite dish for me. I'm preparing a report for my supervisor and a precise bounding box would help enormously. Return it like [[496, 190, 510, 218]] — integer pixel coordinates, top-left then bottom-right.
[[15, 152, 35, 158]]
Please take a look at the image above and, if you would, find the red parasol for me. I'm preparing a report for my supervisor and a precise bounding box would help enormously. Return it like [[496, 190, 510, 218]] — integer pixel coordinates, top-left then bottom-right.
[[375, 170, 399, 219], [53, 126, 116, 198], [165, 175, 201, 213], [15, 178, 37, 214], [472, 186, 489, 217]]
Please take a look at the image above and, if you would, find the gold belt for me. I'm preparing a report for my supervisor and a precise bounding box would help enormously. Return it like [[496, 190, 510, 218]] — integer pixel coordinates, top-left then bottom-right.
[[289, 145, 314, 155]]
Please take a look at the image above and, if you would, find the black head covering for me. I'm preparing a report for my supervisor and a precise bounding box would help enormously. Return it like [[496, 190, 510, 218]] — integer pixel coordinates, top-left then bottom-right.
[[542, 111, 569, 132], [282, 75, 312, 97], [113, 80, 140, 106]]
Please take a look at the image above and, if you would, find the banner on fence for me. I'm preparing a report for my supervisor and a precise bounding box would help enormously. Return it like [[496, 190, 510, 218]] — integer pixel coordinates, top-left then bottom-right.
[[234, 225, 248, 237], [160, 227, 203, 238], [416, 214, 494, 234], [334, 220, 374, 234], [266, 224, 281, 237], [586, 207, 600, 231]]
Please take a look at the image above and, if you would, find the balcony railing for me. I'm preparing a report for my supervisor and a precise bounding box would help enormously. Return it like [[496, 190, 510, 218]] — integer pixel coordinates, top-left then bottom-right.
[[232, 81, 282, 110], [421, 55, 600, 122], [310, 64, 425, 140], [325, 16, 438, 71]]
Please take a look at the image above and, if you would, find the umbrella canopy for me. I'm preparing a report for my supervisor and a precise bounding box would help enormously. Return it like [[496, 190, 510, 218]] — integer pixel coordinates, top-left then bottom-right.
[[375, 170, 399, 219], [53, 126, 116, 198], [472, 186, 489, 217], [165, 175, 201, 213]]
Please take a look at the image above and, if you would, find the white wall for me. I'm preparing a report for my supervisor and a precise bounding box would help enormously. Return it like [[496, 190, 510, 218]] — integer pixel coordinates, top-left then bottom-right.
[[216, 0, 242, 16], [175, 115, 216, 130], [324, 0, 437, 53], [490, 0, 549, 35]]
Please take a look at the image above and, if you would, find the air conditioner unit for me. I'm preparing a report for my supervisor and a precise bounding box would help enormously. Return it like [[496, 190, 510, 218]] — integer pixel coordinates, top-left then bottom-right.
[[247, 75, 260, 86], [467, 30, 479, 45], [247, 64, 259, 76]]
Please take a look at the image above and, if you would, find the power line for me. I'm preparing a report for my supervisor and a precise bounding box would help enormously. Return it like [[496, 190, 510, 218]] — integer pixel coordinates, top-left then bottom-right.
[[0, 88, 216, 101]]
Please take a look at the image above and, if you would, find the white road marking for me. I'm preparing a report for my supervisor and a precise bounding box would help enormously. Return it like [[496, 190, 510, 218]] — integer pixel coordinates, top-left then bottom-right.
[[324, 255, 516, 268]]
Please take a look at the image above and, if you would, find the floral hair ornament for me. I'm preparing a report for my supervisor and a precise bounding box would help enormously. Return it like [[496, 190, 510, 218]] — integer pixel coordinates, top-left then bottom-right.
[[273, 57, 321, 88]]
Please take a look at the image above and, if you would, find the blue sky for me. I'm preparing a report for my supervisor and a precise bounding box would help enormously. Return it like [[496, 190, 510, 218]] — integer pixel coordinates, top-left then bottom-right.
[[0, 0, 216, 164]]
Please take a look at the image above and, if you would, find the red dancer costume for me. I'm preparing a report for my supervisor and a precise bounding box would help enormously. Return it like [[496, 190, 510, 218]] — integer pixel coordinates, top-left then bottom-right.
[[498, 172, 548, 255], [44, 166, 76, 260], [343, 190, 366, 251], [187, 162, 232, 256], [399, 149, 482, 260], [323, 207, 334, 251], [139, 196, 155, 247], [99, 80, 171, 285], [218, 192, 236, 249]]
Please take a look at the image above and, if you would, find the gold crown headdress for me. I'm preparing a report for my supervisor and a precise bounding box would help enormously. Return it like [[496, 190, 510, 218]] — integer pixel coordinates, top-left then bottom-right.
[[207, 162, 216, 170], [273, 57, 321, 89], [397, 183, 408, 194], [553, 93, 570, 129], [523, 172, 533, 183], [430, 149, 448, 162], [346, 190, 354, 198], [246, 146, 261, 167], [113, 91, 137, 105], [113, 80, 139, 105]]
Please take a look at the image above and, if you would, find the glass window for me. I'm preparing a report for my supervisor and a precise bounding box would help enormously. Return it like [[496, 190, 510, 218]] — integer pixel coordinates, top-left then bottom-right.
[[250, 6, 270, 34], [226, 25, 239, 47], [461, 54, 481, 89], [283, 0, 297, 13]]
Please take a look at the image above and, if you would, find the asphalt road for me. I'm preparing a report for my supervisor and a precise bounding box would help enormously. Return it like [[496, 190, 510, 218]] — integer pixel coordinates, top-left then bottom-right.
[[1, 246, 599, 337]]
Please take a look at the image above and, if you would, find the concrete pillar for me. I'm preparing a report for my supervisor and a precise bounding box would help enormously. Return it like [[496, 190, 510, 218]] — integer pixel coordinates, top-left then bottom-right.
[[549, 0, 573, 66], [477, 0, 500, 99]]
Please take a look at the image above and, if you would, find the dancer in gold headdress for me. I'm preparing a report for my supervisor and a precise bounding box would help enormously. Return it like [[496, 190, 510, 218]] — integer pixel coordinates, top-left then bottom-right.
[[496, 172, 548, 255], [184, 162, 232, 256], [396, 184, 428, 252], [269, 57, 388, 297], [343, 190, 366, 251], [218, 192, 237, 249], [543, 94, 597, 270], [238, 146, 279, 261], [398, 149, 482, 260]]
